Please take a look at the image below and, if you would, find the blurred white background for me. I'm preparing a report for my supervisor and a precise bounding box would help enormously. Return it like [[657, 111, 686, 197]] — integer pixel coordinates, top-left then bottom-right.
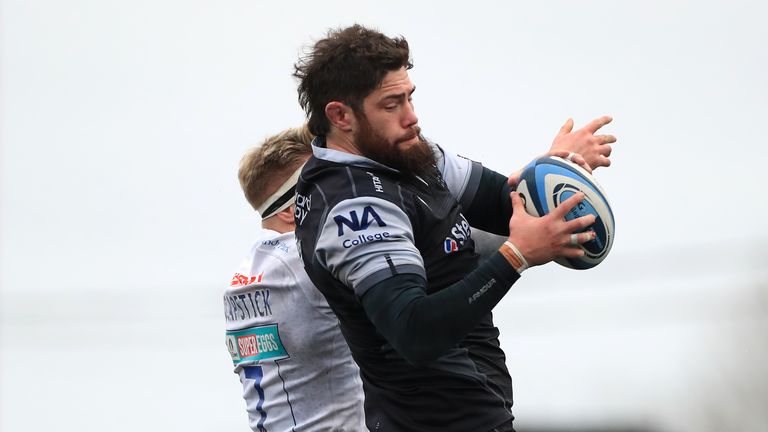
[[1, 0, 766, 431]]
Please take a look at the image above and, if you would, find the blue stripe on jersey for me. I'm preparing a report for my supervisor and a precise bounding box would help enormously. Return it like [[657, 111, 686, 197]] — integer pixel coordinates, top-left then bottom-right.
[[244, 366, 268, 432]]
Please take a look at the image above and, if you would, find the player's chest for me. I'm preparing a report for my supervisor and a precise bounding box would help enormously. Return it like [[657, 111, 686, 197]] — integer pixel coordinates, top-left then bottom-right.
[[402, 177, 477, 275]]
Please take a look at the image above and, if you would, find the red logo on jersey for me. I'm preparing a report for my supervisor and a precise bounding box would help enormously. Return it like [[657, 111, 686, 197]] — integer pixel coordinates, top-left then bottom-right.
[[444, 237, 459, 253], [237, 335, 259, 357], [230, 272, 264, 287]]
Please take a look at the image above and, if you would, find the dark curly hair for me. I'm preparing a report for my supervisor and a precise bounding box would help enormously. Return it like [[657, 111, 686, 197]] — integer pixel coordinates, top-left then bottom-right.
[[294, 24, 412, 136]]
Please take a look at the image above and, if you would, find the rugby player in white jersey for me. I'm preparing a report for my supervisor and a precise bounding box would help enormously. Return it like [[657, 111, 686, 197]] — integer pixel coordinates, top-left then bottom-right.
[[224, 125, 367, 432]]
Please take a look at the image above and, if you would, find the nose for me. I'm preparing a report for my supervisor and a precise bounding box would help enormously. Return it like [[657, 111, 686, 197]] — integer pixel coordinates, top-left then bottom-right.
[[402, 99, 418, 128]]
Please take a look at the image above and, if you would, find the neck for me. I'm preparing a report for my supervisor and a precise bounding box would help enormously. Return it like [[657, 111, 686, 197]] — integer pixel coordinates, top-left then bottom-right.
[[261, 218, 293, 234], [326, 131, 362, 156]]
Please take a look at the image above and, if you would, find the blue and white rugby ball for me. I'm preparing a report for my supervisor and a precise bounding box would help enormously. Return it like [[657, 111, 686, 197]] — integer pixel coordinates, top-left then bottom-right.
[[515, 156, 615, 270]]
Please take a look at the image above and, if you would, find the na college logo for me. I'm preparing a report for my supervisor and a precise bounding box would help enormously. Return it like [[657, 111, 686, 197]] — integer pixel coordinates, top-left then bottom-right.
[[333, 205, 386, 236]]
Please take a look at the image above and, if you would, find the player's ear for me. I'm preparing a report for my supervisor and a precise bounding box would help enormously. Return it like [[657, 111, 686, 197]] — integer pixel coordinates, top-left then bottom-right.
[[276, 205, 296, 226], [325, 101, 354, 132]]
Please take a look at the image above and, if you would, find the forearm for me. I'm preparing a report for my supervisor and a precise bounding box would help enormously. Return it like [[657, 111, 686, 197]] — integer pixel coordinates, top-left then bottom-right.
[[361, 252, 519, 367], [463, 167, 513, 235]]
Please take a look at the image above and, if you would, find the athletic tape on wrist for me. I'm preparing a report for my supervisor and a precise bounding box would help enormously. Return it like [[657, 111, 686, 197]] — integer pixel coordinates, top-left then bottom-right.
[[257, 163, 306, 219], [503, 241, 529, 274]]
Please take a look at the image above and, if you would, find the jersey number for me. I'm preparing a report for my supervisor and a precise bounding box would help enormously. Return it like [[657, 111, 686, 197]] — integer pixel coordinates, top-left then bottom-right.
[[243, 366, 268, 432]]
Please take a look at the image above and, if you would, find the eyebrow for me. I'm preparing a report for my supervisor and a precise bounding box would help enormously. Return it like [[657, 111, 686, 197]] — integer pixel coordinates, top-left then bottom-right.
[[379, 86, 416, 103]]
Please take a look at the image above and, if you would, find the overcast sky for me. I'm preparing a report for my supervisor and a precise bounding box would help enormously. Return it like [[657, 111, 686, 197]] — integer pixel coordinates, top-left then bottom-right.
[[2, 0, 766, 294], [2, 1, 767, 431]]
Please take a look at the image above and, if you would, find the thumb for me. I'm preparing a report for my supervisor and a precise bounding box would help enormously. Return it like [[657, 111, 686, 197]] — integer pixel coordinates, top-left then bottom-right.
[[510, 192, 524, 211], [556, 118, 574, 137]]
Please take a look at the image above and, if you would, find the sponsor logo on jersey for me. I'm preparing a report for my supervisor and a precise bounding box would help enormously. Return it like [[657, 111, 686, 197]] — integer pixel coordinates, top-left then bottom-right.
[[226, 324, 289, 366], [445, 214, 471, 251], [223, 288, 273, 322], [226, 335, 240, 361], [261, 239, 290, 254], [230, 272, 264, 287], [344, 231, 391, 249], [295, 192, 311, 225], [334, 205, 386, 236], [366, 171, 384, 192], [444, 237, 458, 253]]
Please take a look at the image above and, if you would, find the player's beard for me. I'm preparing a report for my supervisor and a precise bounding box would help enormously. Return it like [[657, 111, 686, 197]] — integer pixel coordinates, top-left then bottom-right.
[[355, 115, 435, 177]]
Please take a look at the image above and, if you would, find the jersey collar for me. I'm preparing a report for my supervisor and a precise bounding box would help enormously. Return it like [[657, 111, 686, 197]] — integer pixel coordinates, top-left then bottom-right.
[[311, 136, 400, 173]]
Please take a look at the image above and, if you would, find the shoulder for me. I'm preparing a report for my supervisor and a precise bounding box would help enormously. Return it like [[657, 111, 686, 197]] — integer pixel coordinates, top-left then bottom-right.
[[326, 195, 413, 241], [253, 230, 296, 257], [255, 233, 333, 313], [232, 231, 299, 283], [296, 160, 409, 232], [301, 158, 402, 203], [427, 139, 484, 204]]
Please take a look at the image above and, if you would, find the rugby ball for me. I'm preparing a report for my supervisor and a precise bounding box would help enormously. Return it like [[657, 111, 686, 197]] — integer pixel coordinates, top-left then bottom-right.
[[515, 156, 615, 269]]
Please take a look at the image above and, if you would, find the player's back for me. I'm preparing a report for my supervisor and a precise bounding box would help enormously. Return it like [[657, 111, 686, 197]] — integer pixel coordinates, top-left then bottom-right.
[[224, 229, 367, 432]]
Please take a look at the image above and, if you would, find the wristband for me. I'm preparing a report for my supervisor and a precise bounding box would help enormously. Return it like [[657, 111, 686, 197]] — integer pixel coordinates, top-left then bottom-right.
[[500, 241, 529, 274]]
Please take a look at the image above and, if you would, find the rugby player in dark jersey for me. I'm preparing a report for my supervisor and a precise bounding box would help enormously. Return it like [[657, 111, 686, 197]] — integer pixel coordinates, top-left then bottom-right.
[[292, 24, 615, 432]]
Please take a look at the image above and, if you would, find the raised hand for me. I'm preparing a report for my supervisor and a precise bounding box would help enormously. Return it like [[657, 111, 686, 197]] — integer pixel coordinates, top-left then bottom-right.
[[549, 116, 615, 170]]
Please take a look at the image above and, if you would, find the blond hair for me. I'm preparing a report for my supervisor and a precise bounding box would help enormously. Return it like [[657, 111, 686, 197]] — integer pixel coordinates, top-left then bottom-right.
[[238, 124, 314, 212]]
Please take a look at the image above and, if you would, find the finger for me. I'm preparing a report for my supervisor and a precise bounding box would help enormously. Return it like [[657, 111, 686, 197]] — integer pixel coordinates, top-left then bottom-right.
[[547, 150, 571, 159], [583, 115, 613, 134], [598, 155, 612, 167], [510, 192, 531, 217], [552, 151, 593, 173], [590, 155, 611, 169], [564, 214, 596, 232], [556, 118, 574, 137], [564, 231, 596, 247], [551, 192, 586, 219], [600, 144, 613, 157], [507, 168, 523, 187], [560, 245, 587, 258], [598, 134, 617, 144], [570, 154, 592, 173], [579, 231, 597, 243], [510, 191, 523, 210]]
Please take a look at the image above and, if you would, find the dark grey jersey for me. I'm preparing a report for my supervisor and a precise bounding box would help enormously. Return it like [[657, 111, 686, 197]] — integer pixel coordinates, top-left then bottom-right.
[[295, 137, 515, 431]]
